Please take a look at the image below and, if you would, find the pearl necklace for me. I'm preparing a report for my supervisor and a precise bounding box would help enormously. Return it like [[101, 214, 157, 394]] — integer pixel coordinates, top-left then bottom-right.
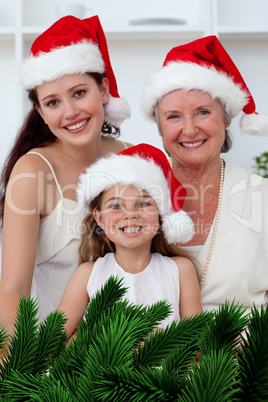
[[199, 159, 225, 287]]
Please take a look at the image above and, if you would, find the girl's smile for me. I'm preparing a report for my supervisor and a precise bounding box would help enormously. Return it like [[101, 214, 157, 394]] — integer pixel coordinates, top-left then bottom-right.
[[119, 225, 142, 233]]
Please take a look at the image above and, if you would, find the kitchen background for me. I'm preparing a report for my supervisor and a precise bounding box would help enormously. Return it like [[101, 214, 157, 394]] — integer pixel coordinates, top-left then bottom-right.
[[0, 0, 268, 172]]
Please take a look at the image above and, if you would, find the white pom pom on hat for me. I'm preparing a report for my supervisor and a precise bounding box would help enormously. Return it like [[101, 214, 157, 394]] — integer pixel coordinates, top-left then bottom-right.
[[77, 143, 195, 244], [141, 35, 268, 136]]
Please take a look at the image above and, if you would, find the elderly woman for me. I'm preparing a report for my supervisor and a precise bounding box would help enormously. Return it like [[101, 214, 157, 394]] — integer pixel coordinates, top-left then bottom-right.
[[141, 35, 268, 315]]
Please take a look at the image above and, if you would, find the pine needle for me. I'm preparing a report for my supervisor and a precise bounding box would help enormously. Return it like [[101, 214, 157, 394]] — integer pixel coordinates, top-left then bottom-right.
[[135, 311, 213, 367], [92, 365, 177, 402], [204, 299, 250, 352], [0, 277, 267, 402], [0, 370, 42, 400], [1, 296, 40, 377], [0, 325, 8, 351], [83, 275, 128, 327], [178, 349, 239, 402], [33, 310, 68, 375], [75, 301, 171, 398], [236, 304, 268, 400]]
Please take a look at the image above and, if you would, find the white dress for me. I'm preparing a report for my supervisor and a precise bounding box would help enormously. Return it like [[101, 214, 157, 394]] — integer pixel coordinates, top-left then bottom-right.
[[86, 252, 181, 329], [28, 152, 84, 321]]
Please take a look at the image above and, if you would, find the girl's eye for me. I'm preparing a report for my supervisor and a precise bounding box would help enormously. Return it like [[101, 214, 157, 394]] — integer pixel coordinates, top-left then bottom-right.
[[139, 202, 150, 208], [110, 203, 121, 210]]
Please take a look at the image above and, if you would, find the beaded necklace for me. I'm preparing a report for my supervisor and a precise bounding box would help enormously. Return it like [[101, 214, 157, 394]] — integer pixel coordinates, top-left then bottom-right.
[[199, 158, 225, 287], [171, 158, 225, 287]]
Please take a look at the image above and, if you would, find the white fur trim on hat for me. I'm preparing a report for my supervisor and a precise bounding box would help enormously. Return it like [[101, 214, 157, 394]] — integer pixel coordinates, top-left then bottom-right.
[[77, 153, 194, 244], [20, 40, 131, 127], [141, 61, 248, 121], [20, 41, 105, 90], [77, 154, 172, 214]]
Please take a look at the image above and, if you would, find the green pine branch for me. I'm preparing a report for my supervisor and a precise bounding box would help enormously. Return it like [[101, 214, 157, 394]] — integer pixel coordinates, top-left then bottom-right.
[[1, 371, 44, 401], [235, 304, 268, 401], [91, 364, 178, 402], [178, 349, 238, 402], [32, 310, 68, 375], [0, 325, 8, 351], [204, 299, 250, 353], [74, 300, 172, 399], [1, 296, 40, 378], [0, 276, 267, 401], [134, 311, 213, 368], [83, 275, 128, 328]]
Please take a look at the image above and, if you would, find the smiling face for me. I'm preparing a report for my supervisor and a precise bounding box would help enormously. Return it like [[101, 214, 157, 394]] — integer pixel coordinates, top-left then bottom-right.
[[93, 184, 160, 251], [35, 73, 109, 148], [157, 89, 227, 169]]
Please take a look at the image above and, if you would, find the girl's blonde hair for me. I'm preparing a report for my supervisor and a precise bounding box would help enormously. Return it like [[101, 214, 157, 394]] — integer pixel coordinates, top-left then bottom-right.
[[78, 192, 194, 264]]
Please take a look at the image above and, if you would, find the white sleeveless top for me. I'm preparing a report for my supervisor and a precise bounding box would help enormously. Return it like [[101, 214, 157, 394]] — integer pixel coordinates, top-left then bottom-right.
[[87, 252, 180, 328], [28, 152, 84, 321]]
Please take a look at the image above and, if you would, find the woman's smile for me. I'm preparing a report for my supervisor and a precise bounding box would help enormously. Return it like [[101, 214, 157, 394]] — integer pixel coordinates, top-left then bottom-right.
[[64, 118, 90, 132], [180, 139, 207, 149]]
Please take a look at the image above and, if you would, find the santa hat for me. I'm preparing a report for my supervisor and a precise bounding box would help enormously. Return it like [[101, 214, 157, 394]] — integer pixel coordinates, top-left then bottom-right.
[[20, 15, 130, 127], [141, 35, 268, 136], [77, 143, 194, 244]]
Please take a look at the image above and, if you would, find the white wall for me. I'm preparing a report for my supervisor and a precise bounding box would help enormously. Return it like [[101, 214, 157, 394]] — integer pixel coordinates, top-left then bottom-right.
[[107, 37, 183, 154], [219, 38, 268, 172], [0, 40, 17, 169]]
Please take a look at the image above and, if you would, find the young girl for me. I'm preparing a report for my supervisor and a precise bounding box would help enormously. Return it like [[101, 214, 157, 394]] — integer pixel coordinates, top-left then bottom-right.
[[57, 143, 202, 337], [0, 15, 131, 335]]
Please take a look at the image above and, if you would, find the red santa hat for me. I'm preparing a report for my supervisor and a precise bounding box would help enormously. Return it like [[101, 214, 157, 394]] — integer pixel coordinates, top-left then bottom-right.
[[141, 35, 268, 136], [20, 15, 130, 127], [77, 143, 194, 244]]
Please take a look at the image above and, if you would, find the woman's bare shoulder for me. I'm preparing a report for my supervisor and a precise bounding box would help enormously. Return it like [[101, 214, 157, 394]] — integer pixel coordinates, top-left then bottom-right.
[[11, 148, 52, 176], [101, 137, 133, 154]]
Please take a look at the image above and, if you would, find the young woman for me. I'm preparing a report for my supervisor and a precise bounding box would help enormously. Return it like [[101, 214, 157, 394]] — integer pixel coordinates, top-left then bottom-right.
[[57, 144, 202, 338], [0, 15, 131, 334]]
